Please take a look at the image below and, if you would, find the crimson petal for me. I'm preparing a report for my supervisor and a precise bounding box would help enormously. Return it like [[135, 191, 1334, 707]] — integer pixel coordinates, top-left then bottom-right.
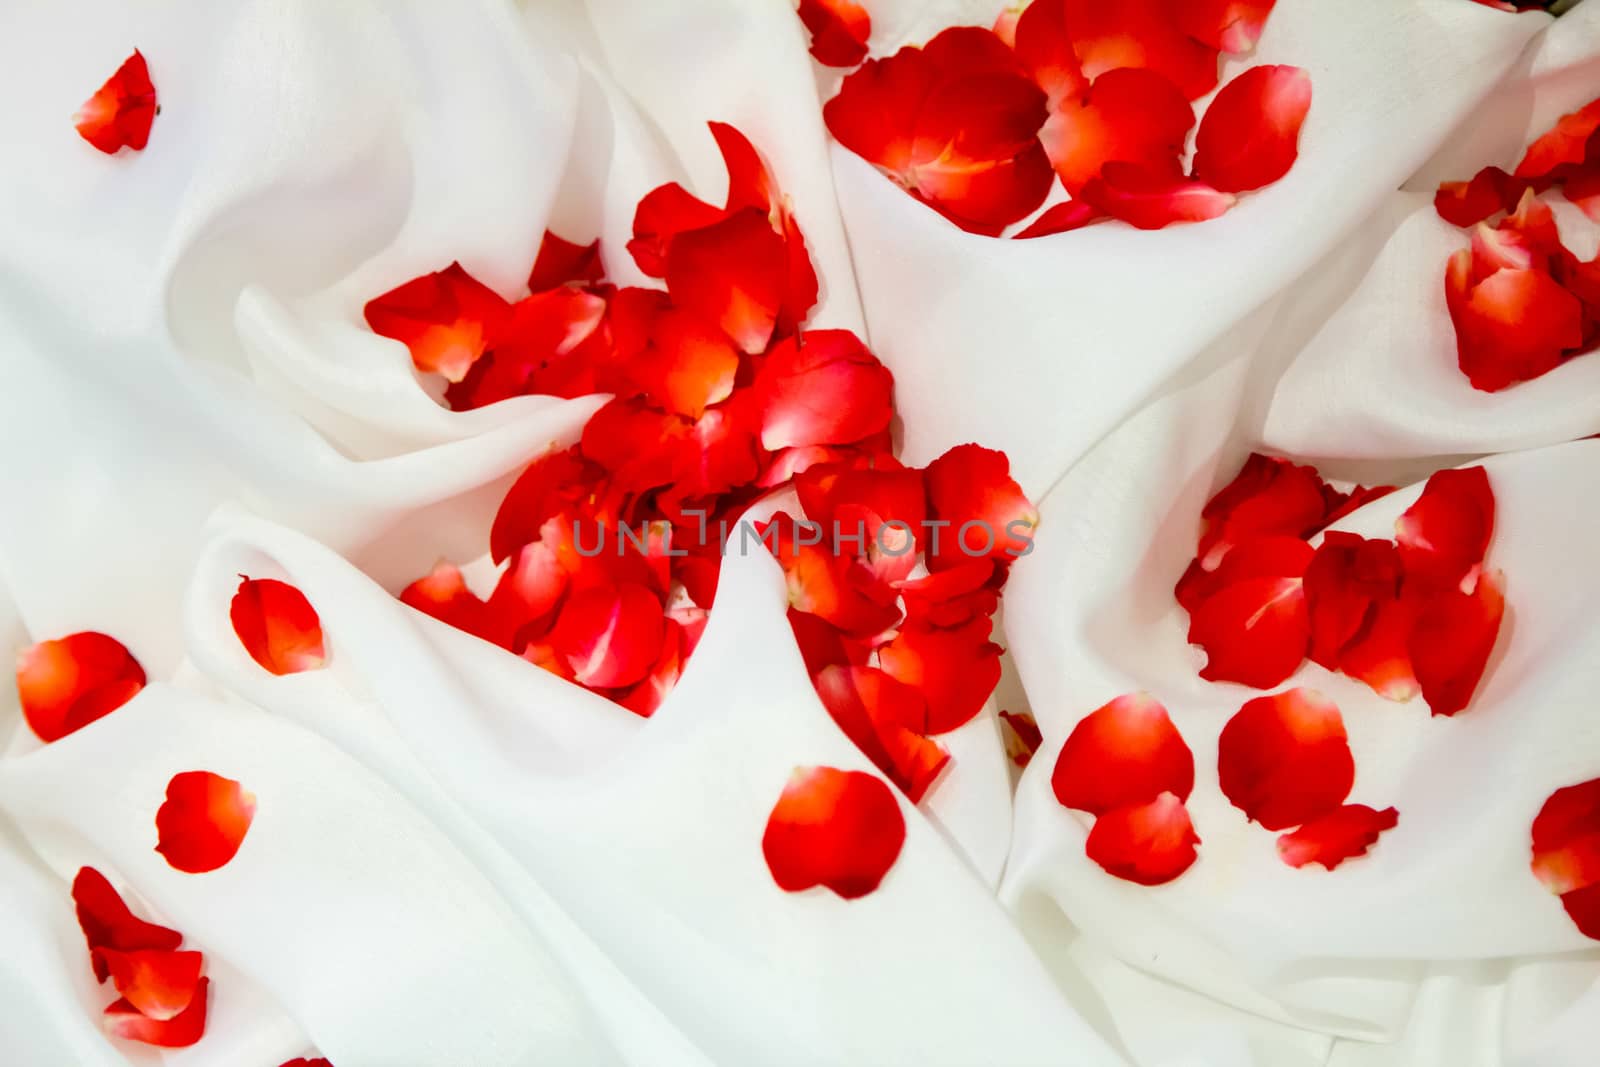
[[74, 51, 157, 154], [1084, 792, 1201, 886], [230, 578, 327, 675], [762, 766, 905, 899], [1277, 804, 1399, 870], [1051, 693, 1195, 815], [154, 772, 256, 874], [16, 632, 146, 743], [1217, 689, 1353, 831]]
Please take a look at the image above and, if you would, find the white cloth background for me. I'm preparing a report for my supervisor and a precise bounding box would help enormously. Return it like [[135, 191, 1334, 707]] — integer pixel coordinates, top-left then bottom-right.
[[0, 0, 1597, 1064]]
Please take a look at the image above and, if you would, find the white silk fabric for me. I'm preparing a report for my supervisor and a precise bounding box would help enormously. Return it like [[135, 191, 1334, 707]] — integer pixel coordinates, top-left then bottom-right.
[[1, 0, 1598, 1064]]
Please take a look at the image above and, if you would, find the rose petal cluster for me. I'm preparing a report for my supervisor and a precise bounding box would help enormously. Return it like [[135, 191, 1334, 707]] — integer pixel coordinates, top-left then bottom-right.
[[815, 1, 1310, 234], [766, 445, 1039, 802], [72, 867, 210, 1047], [1178, 454, 1505, 717], [1434, 98, 1600, 390]]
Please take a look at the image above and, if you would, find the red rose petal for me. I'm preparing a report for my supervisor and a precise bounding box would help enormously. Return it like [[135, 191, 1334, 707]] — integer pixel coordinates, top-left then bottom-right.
[[229, 578, 326, 675], [1338, 582, 1425, 702], [1408, 568, 1505, 717], [364, 263, 510, 382], [638, 308, 742, 419], [104, 978, 208, 1048], [1041, 67, 1194, 196], [629, 185, 728, 278], [1187, 535, 1313, 689], [280, 1060, 334, 1067], [1011, 0, 1089, 108], [1303, 532, 1403, 669], [814, 665, 951, 802], [799, 0, 871, 68], [1394, 466, 1495, 592], [999, 709, 1043, 769], [1084, 792, 1201, 886], [154, 772, 256, 874], [1194, 452, 1339, 570], [824, 47, 936, 182], [664, 208, 787, 355], [74, 50, 157, 154], [546, 582, 665, 690], [762, 766, 906, 899], [1192, 65, 1311, 193], [490, 447, 604, 565], [72, 867, 182, 983], [96, 948, 204, 1021], [1532, 778, 1600, 896], [768, 518, 902, 637], [1515, 98, 1600, 181], [1277, 804, 1399, 870], [1217, 689, 1353, 830], [1051, 693, 1195, 816], [1173, 0, 1277, 54], [527, 231, 603, 292], [923, 443, 1038, 574], [400, 562, 502, 645], [16, 632, 146, 743], [877, 617, 1003, 734], [1013, 199, 1101, 237], [757, 330, 894, 451], [1435, 166, 1525, 228], [1080, 162, 1234, 229], [1445, 253, 1586, 392], [1061, 0, 1222, 100]]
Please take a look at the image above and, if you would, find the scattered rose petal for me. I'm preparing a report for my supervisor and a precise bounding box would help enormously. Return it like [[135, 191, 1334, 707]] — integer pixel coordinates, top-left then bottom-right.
[[923, 443, 1038, 573], [1174, 0, 1278, 54], [763, 766, 905, 899], [527, 231, 603, 291], [72, 868, 182, 983], [877, 617, 1003, 734], [1394, 466, 1495, 591], [1515, 98, 1600, 181], [1194, 452, 1340, 570], [1061, 0, 1222, 100], [1217, 689, 1353, 831], [547, 582, 666, 689], [1051, 693, 1194, 815], [1408, 568, 1505, 716], [1303, 533, 1402, 669], [1084, 792, 1201, 886], [74, 51, 157, 154], [799, 0, 871, 68], [814, 665, 951, 802], [999, 709, 1042, 769], [1277, 804, 1399, 870], [756, 330, 894, 451], [1192, 65, 1311, 193], [664, 208, 787, 355], [229, 578, 326, 675], [364, 263, 509, 382], [1041, 68, 1194, 196], [1014, 199, 1100, 237], [1186, 535, 1313, 689], [16, 632, 146, 743], [96, 949, 204, 1022], [1080, 162, 1234, 229], [155, 772, 256, 874]]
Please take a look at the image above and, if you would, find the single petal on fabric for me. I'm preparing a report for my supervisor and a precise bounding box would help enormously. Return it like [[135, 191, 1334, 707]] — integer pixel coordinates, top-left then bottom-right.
[[1532, 779, 1600, 896], [1011, 0, 1089, 108], [1394, 466, 1495, 592], [1515, 97, 1600, 181], [1173, 0, 1277, 54], [1303, 532, 1402, 669], [1051, 692, 1195, 815], [229, 577, 327, 675], [1277, 805, 1399, 871], [877, 617, 1003, 734], [1434, 166, 1524, 228], [1194, 452, 1339, 570], [1217, 689, 1354, 831], [72, 867, 182, 982], [1191, 65, 1311, 193], [612, 618, 685, 719], [527, 231, 604, 291], [363, 263, 510, 382], [1060, 0, 1221, 100], [547, 582, 666, 690], [154, 772, 257, 874], [1409, 568, 1506, 717], [923, 443, 1038, 573], [999, 709, 1043, 770], [279, 1060, 334, 1067], [798, 0, 871, 68], [16, 631, 146, 743], [1084, 792, 1201, 886], [73, 50, 157, 154], [814, 665, 951, 802], [103, 978, 208, 1048], [757, 330, 894, 451], [96, 949, 204, 1022], [1040, 67, 1193, 195], [1337, 582, 1425, 702], [762, 766, 906, 899], [1187, 535, 1313, 689], [1014, 199, 1101, 237], [1080, 162, 1234, 229], [663, 208, 787, 354], [1560, 884, 1600, 941], [912, 143, 1056, 235]]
